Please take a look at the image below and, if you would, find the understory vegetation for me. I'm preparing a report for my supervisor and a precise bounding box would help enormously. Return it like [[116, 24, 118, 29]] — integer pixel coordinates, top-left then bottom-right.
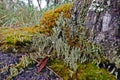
[[0, 1, 117, 80]]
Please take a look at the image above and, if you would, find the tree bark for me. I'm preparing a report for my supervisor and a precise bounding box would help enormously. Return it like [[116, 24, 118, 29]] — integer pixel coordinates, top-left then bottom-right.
[[70, 0, 90, 38], [71, 0, 120, 63], [85, 0, 120, 58]]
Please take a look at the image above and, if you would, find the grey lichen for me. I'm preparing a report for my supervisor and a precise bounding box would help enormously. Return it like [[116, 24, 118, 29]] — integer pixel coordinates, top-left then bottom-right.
[[89, 0, 104, 12]]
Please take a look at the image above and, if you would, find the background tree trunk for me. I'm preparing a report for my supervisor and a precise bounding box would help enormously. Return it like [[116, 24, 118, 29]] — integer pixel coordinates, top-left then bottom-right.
[[37, 0, 41, 10], [54, 0, 59, 6], [46, 0, 50, 7], [71, 0, 120, 64], [28, 0, 32, 7]]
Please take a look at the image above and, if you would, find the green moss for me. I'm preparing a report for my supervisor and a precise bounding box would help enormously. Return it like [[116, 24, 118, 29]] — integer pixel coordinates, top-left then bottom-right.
[[0, 26, 39, 52], [49, 59, 116, 80], [49, 59, 71, 80], [74, 63, 116, 80]]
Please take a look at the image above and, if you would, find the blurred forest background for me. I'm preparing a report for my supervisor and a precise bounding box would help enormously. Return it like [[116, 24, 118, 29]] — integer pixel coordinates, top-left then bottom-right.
[[0, 0, 72, 27]]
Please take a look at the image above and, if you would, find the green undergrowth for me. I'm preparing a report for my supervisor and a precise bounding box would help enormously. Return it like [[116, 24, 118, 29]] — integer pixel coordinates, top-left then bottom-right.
[[49, 59, 116, 80]]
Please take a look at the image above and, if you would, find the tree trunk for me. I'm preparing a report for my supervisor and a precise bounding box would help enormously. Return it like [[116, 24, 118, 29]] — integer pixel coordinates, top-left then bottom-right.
[[85, 0, 120, 59], [71, 0, 120, 64], [70, 0, 90, 38], [46, 0, 50, 7], [28, 0, 32, 7], [54, 0, 59, 6], [37, 0, 41, 10]]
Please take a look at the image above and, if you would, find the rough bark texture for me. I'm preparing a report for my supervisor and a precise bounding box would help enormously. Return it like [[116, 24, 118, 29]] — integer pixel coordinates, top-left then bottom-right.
[[72, 0, 120, 65], [85, 0, 120, 61], [70, 0, 90, 38]]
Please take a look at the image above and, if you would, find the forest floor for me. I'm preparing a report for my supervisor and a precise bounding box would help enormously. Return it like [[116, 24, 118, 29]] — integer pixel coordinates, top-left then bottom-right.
[[0, 52, 61, 80]]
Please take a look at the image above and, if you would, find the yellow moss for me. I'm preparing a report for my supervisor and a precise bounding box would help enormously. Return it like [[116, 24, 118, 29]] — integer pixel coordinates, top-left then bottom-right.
[[22, 26, 40, 34], [0, 26, 40, 52], [1, 26, 40, 43], [39, 3, 73, 35]]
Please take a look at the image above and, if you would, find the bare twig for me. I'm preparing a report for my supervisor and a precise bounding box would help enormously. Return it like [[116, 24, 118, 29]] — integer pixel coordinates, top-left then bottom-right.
[[46, 66, 63, 80]]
